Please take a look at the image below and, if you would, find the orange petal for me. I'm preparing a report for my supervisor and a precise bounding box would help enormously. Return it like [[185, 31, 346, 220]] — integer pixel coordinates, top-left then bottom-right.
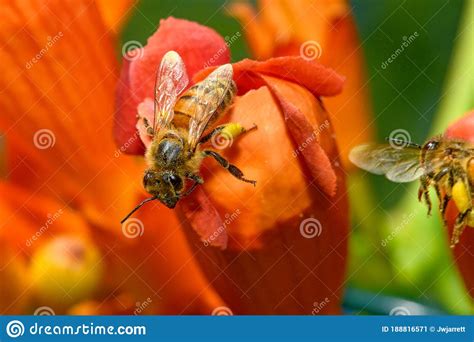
[[227, 2, 275, 59], [112, 202, 227, 314], [96, 0, 136, 34], [0, 181, 93, 313], [179, 84, 348, 314], [229, 0, 373, 169], [321, 14, 374, 168], [0, 0, 141, 229]]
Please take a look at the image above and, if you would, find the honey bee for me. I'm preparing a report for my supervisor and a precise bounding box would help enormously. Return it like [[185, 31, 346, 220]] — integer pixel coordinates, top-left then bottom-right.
[[121, 51, 256, 223], [349, 136, 474, 247]]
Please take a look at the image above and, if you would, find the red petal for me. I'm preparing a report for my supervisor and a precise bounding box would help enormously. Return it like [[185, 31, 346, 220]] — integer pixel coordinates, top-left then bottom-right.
[[179, 187, 228, 249], [270, 87, 337, 196], [114, 17, 230, 154], [194, 57, 345, 97], [444, 110, 474, 142], [233, 70, 338, 196]]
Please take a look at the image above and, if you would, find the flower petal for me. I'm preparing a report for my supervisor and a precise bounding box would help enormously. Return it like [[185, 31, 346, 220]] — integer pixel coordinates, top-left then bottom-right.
[[179, 187, 228, 249], [444, 110, 474, 299], [115, 17, 231, 154], [195, 57, 345, 97], [96, 0, 136, 34], [0, 0, 141, 228], [444, 110, 474, 143], [178, 85, 348, 313]]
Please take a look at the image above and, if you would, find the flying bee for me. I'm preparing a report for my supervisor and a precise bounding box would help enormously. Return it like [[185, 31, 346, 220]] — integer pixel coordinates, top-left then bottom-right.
[[349, 135, 474, 247], [121, 51, 256, 223]]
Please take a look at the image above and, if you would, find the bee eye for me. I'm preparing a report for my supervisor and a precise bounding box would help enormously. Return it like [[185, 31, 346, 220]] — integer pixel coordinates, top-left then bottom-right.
[[426, 141, 439, 150], [168, 174, 183, 190], [143, 171, 155, 186]]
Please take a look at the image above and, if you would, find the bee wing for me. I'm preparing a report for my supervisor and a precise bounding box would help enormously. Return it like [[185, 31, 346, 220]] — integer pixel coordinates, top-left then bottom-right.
[[349, 143, 426, 183], [186, 64, 234, 149], [153, 51, 189, 131]]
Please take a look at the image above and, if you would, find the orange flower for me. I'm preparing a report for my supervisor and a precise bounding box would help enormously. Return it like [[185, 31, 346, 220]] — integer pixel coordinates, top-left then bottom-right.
[[444, 110, 474, 299], [229, 0, 373, 168], [0, 0, 224, 314], [115, 18, 349, 314]]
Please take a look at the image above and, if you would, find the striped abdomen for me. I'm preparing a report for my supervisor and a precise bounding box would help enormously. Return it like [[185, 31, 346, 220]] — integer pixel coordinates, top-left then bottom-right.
[[173, 80, 236, 130]]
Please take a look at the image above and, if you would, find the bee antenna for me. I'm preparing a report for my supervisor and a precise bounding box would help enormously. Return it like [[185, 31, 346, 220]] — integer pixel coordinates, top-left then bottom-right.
[[120, 196, 158, 224]]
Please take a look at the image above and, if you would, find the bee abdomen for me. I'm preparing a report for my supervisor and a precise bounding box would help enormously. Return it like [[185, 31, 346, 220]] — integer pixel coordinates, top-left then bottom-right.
[[173, 80, 236, 129]]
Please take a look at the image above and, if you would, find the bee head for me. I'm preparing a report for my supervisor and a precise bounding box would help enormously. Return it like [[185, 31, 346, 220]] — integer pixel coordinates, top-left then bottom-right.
[[143, 169, 184, 208]]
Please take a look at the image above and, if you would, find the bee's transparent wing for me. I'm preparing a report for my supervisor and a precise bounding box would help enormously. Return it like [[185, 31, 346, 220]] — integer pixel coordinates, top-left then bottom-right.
[[154, 51, 189, 131], [349, 143, 426, 183], [186, 64, 234, 149]]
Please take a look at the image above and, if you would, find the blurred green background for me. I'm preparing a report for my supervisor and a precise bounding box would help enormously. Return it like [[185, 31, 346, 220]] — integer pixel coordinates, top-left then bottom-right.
[[120, 0, 472, 314]]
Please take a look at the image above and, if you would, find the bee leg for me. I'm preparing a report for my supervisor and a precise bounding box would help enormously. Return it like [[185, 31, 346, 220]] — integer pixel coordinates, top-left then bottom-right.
[[202, 150, 256, 186], [138, 115, 154, 136], [451, 209, 470, 248], [181, 173, 204, 197], [450, 168, 472, 247], [433, 167, 451, 225], [418, 176, 432, 215], [199, 122, 257, 145], [435, 184, 451, 227]]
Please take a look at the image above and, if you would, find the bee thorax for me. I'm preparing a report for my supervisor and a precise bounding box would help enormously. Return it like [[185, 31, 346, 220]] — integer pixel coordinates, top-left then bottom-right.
[[157, 138, 184, 166]]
